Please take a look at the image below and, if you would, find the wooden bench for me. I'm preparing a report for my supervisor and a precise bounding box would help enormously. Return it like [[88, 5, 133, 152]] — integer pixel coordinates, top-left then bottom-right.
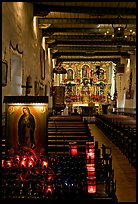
[[96, 114, 136, 167]]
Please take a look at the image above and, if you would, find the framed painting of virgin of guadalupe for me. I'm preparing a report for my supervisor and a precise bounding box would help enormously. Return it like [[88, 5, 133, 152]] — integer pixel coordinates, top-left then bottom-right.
[[4, 96, 49, 155]]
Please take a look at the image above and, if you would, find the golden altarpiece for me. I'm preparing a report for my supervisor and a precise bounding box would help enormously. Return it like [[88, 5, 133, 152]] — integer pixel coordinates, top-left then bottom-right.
[[53, 62, 116, 114]]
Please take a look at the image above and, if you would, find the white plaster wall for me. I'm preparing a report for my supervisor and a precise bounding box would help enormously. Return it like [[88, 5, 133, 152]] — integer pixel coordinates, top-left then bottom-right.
[[2, 2, 50, 112], [121, 55, 136, 108]]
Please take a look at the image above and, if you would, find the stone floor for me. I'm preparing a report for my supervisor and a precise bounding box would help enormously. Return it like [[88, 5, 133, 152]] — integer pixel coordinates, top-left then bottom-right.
[[88, 124, 136, 202]]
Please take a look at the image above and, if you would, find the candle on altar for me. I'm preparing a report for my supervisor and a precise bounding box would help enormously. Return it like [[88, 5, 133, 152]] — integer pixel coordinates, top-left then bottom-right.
[[69, 141, 78, 156]]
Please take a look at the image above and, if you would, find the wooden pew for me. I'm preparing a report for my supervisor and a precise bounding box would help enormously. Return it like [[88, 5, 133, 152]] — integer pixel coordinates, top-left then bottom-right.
[[96, 114, 136, 167]]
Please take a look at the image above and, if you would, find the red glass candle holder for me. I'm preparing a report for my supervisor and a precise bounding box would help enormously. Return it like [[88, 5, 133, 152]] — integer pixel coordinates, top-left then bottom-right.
[[86, 164, 95, 177], [2, 159, 5, 167], [15, 155, 20, 162], [6, 160, 12, 167], [87, 152, 95, 159], [69, 141, 78, 156], [87, 177, 96, 194], [20, 160, 27, 167], [28, 160, 34, 167], [46, 185, 53, 194], [86, 142, 95, 154], [42, 160, 48, 168]]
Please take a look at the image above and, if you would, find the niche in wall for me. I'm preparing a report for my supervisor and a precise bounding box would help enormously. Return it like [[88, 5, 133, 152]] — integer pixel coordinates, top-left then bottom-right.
[[10, 41, 23, 95]]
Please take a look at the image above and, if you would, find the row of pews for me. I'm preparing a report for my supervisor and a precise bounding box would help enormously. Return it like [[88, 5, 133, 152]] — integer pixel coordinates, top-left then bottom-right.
[[47, 115, 118, 201], [2, 114, 118, 201], [48, 115, 92, 154], [96, 114, 136, 168]]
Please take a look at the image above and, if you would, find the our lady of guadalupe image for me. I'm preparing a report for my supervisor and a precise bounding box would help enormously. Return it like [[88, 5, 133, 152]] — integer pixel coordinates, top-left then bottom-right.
[[18, 107, 35, 149]]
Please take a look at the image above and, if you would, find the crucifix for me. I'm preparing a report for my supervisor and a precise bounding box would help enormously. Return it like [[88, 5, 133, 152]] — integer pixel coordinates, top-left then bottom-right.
[[21, 75, 32, 96]]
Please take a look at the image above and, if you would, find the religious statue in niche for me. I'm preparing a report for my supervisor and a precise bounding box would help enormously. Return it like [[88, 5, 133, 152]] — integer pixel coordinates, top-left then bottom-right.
[[99, 68, 105, 80], [67, 84, 73, 95], [82, 65, 91, 78], [90, 69, 94, 78], [67, 68, 73, 81], [81, 78, 90, 95], [95, 66, 105, 80]]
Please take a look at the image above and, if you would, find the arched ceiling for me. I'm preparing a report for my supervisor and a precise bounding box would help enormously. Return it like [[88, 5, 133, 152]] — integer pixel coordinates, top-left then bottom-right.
[[32, 2, 136, 64]]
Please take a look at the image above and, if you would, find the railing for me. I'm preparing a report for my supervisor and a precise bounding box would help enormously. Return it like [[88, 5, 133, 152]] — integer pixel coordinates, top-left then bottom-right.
[[115, 108, 136, 118]]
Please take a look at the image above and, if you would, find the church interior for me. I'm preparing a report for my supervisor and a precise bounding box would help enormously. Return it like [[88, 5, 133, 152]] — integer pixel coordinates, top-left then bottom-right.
[[2, 2, 136, 202]]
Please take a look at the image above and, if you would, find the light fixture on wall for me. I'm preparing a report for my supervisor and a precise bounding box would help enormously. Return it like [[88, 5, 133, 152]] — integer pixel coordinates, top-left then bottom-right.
[[112, 15, 127, 41], [53, 62, 67, 74]]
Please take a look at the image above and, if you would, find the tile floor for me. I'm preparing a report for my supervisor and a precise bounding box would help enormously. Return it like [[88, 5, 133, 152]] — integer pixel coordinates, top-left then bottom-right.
[[88, 124, 136, 202]]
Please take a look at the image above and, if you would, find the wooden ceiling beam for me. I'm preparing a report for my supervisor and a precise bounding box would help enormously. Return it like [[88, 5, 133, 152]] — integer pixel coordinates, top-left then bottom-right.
[[38, 17, 135, 25], [52, 51, 130, 58], [48, 40, 136, 47], [33, 4, 136, 16], [57, 57, 121, 64]]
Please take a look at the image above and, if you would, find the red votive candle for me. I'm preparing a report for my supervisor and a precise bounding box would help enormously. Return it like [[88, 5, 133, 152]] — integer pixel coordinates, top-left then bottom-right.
[[86, 164, 95, 177], [42, 160, 48, 168], [46, 185, 53, 194], [28, 160, 34, 167], [87, 152, 95, 160], [69, 141, 78, 156], [86, 142, 95, 154], [15, 155, 20, 161], [2, 159, 5, 167], [6, 160, 12, 167], [87, 177, 96, 193], [20, 160, 27, 167]]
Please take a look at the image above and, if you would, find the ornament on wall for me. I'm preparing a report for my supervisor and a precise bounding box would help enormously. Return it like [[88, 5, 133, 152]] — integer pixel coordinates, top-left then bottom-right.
[[53, 62, 67, 74]]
